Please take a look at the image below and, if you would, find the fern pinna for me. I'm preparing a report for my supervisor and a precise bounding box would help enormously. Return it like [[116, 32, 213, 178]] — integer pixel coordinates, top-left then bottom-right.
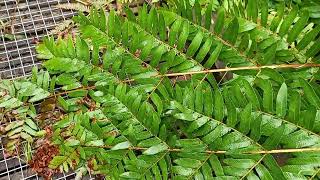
[[1, 0, 320, 179]]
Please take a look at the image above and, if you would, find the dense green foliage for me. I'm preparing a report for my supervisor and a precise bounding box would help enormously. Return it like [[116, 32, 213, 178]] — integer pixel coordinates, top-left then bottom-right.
[[1, 0, 320, 179]]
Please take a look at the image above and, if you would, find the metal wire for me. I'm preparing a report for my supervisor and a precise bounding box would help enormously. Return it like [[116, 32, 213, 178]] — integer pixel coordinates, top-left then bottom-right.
[[0, 0, 95, 179], [0, 0, 75, 79]]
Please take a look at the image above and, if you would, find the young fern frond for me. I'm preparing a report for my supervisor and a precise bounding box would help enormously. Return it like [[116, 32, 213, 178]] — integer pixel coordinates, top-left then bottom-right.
[[1, 1, 320, 179], [176, 77, 320, 178], [0, 69, 51, 109], [1, 113, 46, 154], [76, 2, 320, 131], [49, 110, 133, 174], [35, 24, 172, 178], [67, 7, 316, 179], [0, 69, 51, 154], [35, 25, 266, 178], [167, 99, 281, 179], [168, 0, 320, 65], [99, 91, 170, 178], [34, 4, 320, 179]]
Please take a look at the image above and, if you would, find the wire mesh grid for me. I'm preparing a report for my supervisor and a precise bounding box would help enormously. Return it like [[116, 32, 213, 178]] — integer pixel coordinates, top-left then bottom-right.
[[0, 0, 94, 179], [0, 0, 76, 79]]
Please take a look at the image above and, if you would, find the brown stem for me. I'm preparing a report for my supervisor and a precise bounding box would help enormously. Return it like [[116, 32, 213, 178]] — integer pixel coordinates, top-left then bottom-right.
[[7, 63, 319, 109], [74, 0, 89, 5], [157, 63, 320, 77], [43, 63, 320, 98], [47, 85, 96, 99], [84, 145, 320, 154]]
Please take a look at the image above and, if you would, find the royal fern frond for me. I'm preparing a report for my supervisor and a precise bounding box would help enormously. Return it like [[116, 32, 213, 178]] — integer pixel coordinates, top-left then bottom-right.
[[0, 69, 51, 154], [1, 0, 320, 179]]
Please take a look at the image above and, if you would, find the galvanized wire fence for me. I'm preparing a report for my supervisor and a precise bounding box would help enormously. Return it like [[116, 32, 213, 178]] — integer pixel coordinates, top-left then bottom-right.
[[0, 0, 94, 179]]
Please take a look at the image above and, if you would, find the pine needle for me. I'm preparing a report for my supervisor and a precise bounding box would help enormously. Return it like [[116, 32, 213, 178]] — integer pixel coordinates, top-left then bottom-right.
[[55, 3, 90, 12], [49, 20, 74, 35]]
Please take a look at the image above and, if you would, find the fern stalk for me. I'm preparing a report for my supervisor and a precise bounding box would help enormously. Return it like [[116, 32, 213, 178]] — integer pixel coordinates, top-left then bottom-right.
[[83, 145, 320, 154]]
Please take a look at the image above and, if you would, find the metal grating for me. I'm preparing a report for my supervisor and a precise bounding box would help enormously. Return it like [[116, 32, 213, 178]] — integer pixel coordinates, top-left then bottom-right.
[[0, 0, 75, 79], [0, 0, 94, 179]]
